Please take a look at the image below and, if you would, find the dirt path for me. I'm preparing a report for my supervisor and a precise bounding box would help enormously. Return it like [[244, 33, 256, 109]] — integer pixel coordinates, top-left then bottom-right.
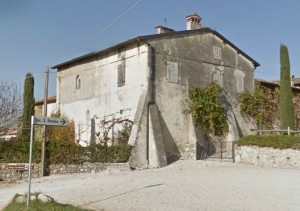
[[1, 160, 300, 211]]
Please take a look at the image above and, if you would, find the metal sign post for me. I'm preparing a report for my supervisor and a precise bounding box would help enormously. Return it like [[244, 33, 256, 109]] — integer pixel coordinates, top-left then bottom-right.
[[26, 116, 67, 207], [26, 116, 34, 207]]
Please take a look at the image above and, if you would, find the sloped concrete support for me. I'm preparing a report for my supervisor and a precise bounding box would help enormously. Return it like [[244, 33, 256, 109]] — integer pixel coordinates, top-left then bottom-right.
[[128, 89, 149, 169], [186, 115, 197, 159], [187, 115, 209, 160], [148, 104, 167, 168], [129, 100, 167, 168]]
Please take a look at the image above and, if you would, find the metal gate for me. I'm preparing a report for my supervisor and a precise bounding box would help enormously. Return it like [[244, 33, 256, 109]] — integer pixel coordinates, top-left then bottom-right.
[[197, 141, 235, 162]]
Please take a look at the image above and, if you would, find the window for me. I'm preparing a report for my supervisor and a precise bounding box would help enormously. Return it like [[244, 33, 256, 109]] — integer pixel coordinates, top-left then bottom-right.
[[213, 46, 222, 60], [234, 70, 245, 92], [167, 61, 179, 84], [213, 69, 223, 87], [75, 75, 81, 89], [117, 64, 125, 87]]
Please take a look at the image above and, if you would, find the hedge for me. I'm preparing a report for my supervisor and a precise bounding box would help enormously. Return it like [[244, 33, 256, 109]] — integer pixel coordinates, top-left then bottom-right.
[[0, 140, 132, 164], [236, 135, 300, 150]]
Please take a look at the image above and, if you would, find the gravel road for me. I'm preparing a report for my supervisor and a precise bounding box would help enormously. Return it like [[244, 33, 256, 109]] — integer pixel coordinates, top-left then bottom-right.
[[1, 160, 300, 211]]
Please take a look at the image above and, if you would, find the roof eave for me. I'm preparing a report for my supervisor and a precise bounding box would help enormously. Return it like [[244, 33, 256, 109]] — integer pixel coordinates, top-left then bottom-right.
[[51, 27, 260, 69]]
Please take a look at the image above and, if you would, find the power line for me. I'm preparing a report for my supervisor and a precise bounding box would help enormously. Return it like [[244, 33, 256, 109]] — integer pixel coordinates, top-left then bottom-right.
[[63, 0, 144, 61], [2, 0, 144, 86]]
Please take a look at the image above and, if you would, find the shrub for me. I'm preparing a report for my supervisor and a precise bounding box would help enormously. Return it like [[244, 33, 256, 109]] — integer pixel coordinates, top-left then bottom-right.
[[114, 122, 132, 146], [86, 144, 133, 163], [0, 140, 133, 164], [46, 140, 84, 164], [0, 140, 41, 163], [46, 111, 75, 142], [238, 85, 279, 129], [236, 135, 300, 150], [186, 83, 228, 135]]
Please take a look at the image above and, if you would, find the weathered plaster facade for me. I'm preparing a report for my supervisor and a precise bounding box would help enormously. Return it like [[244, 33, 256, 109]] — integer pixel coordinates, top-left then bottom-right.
[[52, 14, 259, 168], [145, 31, 257, 162], [55, 44, 150, 146]]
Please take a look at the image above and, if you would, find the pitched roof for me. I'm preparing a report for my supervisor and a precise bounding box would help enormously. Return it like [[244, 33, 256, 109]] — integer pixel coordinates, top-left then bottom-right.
[[255, 79, 300, 92], [35, 96, 56, 106], [52, 27, 260, 69], [293, 77, 300, 86], [0, 128, 17, 136], [266, 77, 300, 87]]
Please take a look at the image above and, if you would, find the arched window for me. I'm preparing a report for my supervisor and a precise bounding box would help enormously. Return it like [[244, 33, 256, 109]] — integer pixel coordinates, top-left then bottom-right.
[[76, 75, 81, 89], [86, 110, 90, 126]]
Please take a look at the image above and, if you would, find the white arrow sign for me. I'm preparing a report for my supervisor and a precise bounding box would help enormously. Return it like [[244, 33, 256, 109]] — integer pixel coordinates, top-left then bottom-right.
[[33, 117, 67, 126]]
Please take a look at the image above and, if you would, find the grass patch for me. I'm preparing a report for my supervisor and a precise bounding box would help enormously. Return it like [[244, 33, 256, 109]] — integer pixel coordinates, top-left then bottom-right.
[[3, 194, 92, 211], [236, 135, 300, 150]]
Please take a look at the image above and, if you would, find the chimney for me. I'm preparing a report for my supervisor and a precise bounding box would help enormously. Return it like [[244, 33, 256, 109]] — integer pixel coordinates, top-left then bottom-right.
[[291, 74, 295, 86], [186, 13, 202, 30], [155, 25, 175, 34]]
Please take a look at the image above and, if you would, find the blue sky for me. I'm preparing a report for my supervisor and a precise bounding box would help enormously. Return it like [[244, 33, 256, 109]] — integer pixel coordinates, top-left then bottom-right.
[[1, 0, 300, 98]]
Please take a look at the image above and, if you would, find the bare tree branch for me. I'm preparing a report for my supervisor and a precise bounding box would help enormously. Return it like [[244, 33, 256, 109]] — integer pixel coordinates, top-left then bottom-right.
[[0, 81, 22, 131]]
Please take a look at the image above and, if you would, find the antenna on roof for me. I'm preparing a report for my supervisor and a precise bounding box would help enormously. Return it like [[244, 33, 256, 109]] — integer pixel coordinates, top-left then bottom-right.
[[164, 18, 167, 26]]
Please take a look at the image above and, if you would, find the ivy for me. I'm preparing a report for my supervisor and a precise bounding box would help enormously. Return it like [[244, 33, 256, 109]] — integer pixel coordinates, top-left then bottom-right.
[[238, 85, 280, 129], [186, 83, 228, 135]]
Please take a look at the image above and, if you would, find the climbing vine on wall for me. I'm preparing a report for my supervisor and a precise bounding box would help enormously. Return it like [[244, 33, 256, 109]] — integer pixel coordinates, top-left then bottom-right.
[[238, 85, 286, 129], [186, 83, 228, 135], [97, 117, 133, 146]]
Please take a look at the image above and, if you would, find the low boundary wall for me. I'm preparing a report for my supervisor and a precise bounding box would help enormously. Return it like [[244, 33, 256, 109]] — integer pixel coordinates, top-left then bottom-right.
[[235, 145, 300, 168], [0, 162, 127, 182]]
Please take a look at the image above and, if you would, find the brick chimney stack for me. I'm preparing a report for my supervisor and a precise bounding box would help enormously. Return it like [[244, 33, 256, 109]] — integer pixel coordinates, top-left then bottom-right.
[[186, 13, 202, 30]]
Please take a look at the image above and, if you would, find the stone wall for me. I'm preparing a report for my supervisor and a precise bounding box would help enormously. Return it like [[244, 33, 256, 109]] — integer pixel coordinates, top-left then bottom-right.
[[235, 145, 300, 168], [0, 162, 125, 182]]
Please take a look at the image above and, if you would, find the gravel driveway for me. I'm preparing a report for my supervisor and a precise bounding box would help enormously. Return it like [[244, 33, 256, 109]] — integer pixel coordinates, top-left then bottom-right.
[[1, 160, 300, 211]]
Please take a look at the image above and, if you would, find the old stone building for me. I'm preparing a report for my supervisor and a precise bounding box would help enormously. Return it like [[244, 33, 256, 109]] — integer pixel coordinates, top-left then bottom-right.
[[52, 14, 259, 168], [34, 96, 57, 116]]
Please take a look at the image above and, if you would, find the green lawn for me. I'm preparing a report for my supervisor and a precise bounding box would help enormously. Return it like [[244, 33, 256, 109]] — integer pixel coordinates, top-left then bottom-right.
[[3, 194, 93, 211]]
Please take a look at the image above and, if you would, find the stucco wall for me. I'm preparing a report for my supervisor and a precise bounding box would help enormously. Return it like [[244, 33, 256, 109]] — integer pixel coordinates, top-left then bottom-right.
[[54, 30, 257, 167], [148, 32, 255, 161], [57, 44, 150, 145], [34, 103, 57, 117]]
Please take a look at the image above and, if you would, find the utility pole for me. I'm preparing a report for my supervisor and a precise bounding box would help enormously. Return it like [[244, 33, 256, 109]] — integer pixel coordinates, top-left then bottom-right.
[[41, 67, 49, 177]]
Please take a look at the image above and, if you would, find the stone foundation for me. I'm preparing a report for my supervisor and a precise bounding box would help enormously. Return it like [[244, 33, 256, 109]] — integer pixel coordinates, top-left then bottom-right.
[[181, 143, 197, 160], [0, 162, 127, 182], [235, 145, 300, 168]]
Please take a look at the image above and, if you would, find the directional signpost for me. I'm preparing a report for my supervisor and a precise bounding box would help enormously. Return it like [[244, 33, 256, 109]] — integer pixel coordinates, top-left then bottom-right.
[[27, 116, 67, 207], [33, 116, 67, 126]]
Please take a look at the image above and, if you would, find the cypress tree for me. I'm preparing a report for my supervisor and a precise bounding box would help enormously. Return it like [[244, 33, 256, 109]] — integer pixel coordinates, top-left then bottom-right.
[[279, 44, 295, 130], [21, 73, 35, 141]]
